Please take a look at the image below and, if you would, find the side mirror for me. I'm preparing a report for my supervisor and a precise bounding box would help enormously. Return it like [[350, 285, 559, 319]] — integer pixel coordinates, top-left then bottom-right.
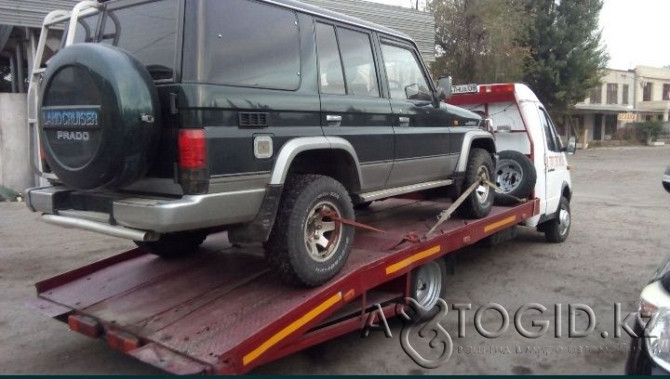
[[565, 136, 577, 155], [436, 76, 452, 101]]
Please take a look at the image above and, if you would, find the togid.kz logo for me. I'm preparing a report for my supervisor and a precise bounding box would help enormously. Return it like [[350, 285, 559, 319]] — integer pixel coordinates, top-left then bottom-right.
[[361, 298, 453, 369], [362, 298, 650, 369]]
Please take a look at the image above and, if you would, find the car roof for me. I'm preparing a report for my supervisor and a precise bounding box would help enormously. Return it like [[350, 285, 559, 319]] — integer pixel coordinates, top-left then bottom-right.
[[265, 0, 414, 42]]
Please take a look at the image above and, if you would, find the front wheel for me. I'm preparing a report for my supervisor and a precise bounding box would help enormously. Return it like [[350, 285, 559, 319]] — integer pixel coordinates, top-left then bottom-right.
[[457, 148, 495, 219], [266, 174, 355, 287], [542, 196, 571, 243], [409, 259, 448, 320]]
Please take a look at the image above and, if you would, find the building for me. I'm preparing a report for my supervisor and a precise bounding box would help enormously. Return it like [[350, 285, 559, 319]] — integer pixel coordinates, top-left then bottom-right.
[[573, 69, 636, 141], [574, 66, 670, 142]]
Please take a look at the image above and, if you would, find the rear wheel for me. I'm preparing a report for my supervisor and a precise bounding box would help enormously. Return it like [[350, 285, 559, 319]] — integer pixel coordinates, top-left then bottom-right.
[[457, 148, 495, 219], [266, 174, 355, 287], [542, 196, 571, 243], [135, 231, 207, 258]]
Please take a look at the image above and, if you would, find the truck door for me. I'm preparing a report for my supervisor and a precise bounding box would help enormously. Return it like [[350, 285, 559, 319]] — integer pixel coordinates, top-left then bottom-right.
[[537, 107, 568, 214]]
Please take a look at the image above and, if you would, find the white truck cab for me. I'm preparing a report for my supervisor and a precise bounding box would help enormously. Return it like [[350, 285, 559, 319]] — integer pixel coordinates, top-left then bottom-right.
[[449, 83, 575, 241]]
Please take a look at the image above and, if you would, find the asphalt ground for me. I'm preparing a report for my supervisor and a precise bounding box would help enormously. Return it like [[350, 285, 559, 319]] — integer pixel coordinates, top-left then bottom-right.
[[1, 145, 669, 374]]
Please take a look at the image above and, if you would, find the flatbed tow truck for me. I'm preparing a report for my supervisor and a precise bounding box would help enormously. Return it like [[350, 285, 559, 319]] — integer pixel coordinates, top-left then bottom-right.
[[28, 5, 575, 374], [32, 198, 539, 375]]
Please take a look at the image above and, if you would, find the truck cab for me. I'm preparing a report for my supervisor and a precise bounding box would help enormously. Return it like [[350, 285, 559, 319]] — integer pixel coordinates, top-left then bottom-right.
[[449, 83, 575, 241]]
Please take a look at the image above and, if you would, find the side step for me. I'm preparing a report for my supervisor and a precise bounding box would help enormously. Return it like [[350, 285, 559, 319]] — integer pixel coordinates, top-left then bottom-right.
[[357, 179, 453, 202]]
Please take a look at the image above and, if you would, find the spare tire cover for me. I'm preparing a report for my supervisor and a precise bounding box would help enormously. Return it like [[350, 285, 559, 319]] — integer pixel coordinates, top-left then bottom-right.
[[40, 43, 160, 190]]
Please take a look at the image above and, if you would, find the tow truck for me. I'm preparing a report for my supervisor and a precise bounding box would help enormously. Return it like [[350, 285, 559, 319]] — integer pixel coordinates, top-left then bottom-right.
[[28, 4, 575, 375]]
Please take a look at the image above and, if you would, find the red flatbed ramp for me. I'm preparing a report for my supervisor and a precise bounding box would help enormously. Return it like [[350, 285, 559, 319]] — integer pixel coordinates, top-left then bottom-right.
[[33, 198, 538, 374]]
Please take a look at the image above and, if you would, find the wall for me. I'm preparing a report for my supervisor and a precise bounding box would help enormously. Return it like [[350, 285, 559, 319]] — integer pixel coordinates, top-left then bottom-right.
[[0, 93, 31, 193]]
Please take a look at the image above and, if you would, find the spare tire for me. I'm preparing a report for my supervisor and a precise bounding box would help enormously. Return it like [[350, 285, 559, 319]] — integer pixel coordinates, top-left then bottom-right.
[[494, 150, 536, 205], [39, 43, 160, 190]]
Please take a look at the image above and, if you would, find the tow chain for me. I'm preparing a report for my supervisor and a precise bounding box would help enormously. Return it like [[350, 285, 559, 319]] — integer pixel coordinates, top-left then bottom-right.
[[320, 177, 527, 249]]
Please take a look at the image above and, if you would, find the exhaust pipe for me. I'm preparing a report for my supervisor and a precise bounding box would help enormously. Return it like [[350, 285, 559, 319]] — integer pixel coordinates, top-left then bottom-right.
[[42, 214, 160, 242]]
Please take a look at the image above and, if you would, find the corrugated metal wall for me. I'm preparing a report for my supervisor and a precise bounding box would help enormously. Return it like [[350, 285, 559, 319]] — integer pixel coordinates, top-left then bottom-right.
[[0, 0, 435, 61], [0, 0, 78, 28]]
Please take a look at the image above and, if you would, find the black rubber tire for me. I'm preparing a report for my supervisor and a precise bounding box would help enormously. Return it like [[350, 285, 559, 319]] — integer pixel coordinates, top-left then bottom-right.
[[409, 259, 448, 321], [266, 174, 355, 287], [543, 197, 571, 243], [135, 231, 207, 258], [494, 150, 537, 206], [664, 181, 670, 193], [457, 148, 495, 219], [40, 43, 160, 190]]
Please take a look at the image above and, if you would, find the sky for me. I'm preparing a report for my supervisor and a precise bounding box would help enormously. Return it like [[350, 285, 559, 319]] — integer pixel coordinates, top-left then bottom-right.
[[364, 0, 670, 71]]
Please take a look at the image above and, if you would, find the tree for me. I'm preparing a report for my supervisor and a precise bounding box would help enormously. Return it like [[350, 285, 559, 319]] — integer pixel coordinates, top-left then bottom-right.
[[428, 0, 530, 84], [523, 0, 608, 118]]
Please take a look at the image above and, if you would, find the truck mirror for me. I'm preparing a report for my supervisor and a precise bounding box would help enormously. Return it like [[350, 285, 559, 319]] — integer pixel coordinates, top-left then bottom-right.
[[436, 76, 452, 101], [566, 136, 577, 155]]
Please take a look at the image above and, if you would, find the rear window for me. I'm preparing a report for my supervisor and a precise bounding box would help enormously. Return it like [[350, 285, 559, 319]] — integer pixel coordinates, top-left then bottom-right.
[[183, 0, 301, 90], [101, 0, 179, 81]]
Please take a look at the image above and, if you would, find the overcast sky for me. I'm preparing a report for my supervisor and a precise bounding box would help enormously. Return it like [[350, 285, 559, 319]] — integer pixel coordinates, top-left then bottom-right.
[[364, 0, 669, 71]]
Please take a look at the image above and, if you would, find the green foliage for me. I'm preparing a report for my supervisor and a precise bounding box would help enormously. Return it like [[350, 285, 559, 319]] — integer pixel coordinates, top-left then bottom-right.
[[523, 0, 609, 116], [636, 121, 664, 143], [428, 0, 530, 84]]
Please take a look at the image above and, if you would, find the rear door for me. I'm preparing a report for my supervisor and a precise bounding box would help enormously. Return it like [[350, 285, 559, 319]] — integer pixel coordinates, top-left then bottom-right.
[[538, 107, 568, 213], [316, 23, 394, 192]]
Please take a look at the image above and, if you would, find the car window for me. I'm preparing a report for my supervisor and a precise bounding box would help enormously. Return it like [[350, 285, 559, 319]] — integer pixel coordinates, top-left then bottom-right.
[[337, 28, 379, 97], [183, 0, 300, 90], [101, 0, 178, 81], [381, 43, 431, 101], [316, 23, 345, 95], [539, 108, 563, 152]]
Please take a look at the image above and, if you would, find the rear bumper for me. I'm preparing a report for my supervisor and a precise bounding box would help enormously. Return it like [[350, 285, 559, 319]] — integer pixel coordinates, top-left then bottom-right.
[[26, 186, 266, 235]]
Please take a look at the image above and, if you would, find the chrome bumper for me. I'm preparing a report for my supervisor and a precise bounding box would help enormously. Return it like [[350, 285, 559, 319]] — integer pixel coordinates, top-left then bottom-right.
[[26, 186, 266, 237]]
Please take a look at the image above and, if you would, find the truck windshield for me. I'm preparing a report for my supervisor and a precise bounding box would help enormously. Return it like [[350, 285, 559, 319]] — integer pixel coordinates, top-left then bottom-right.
[[100, 0, 179, 81]]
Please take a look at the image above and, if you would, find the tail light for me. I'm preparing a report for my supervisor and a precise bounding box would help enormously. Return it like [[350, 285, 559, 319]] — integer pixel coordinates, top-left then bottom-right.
[[479, 84, 515, 94], [178, 129, 208, 194]]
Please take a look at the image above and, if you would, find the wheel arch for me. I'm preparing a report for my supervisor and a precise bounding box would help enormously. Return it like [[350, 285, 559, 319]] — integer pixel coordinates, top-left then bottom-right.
[[561, 182, 572, 202], [455, 131, 496, 173], [269, 137, 363, 192]]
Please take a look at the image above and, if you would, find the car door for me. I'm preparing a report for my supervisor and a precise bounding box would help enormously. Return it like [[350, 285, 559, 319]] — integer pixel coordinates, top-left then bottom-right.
[[379, 39, 454, 187], [538, 106, 568, 213], [316, 22, 394, 192]]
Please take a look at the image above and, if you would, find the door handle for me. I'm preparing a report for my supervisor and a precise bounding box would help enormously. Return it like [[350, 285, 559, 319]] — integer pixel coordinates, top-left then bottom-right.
[[398, 116, 410, 127], [548, 168, 556, 172], [326, 115, 342, 126]]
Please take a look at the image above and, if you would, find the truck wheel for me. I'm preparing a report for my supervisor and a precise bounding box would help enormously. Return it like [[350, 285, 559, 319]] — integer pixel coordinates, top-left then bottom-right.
[[135, 231, 207, 258], [409, 259, 448, 320], [266, 174, 355, 287], [457, 148, 495, 219], [494, 150, 537, 205], [543, 197, 571, 243]]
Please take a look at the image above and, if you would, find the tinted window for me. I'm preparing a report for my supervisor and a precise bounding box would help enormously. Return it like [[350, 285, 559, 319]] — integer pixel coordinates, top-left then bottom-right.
[[102, 0, 178, 80], [337, 28, 379, 97], [185, 0, 300, 90], [316, 23, 345, 95], [381, 43, 431, 101]]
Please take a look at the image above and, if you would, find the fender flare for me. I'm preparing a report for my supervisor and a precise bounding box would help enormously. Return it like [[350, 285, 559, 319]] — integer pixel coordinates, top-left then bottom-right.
[[455, 130, 496, 173], [269, 136, 364, 188]]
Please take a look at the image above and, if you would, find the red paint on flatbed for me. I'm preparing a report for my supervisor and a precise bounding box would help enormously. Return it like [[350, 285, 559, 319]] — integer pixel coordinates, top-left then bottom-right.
[[34, 198, 539, 374]]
